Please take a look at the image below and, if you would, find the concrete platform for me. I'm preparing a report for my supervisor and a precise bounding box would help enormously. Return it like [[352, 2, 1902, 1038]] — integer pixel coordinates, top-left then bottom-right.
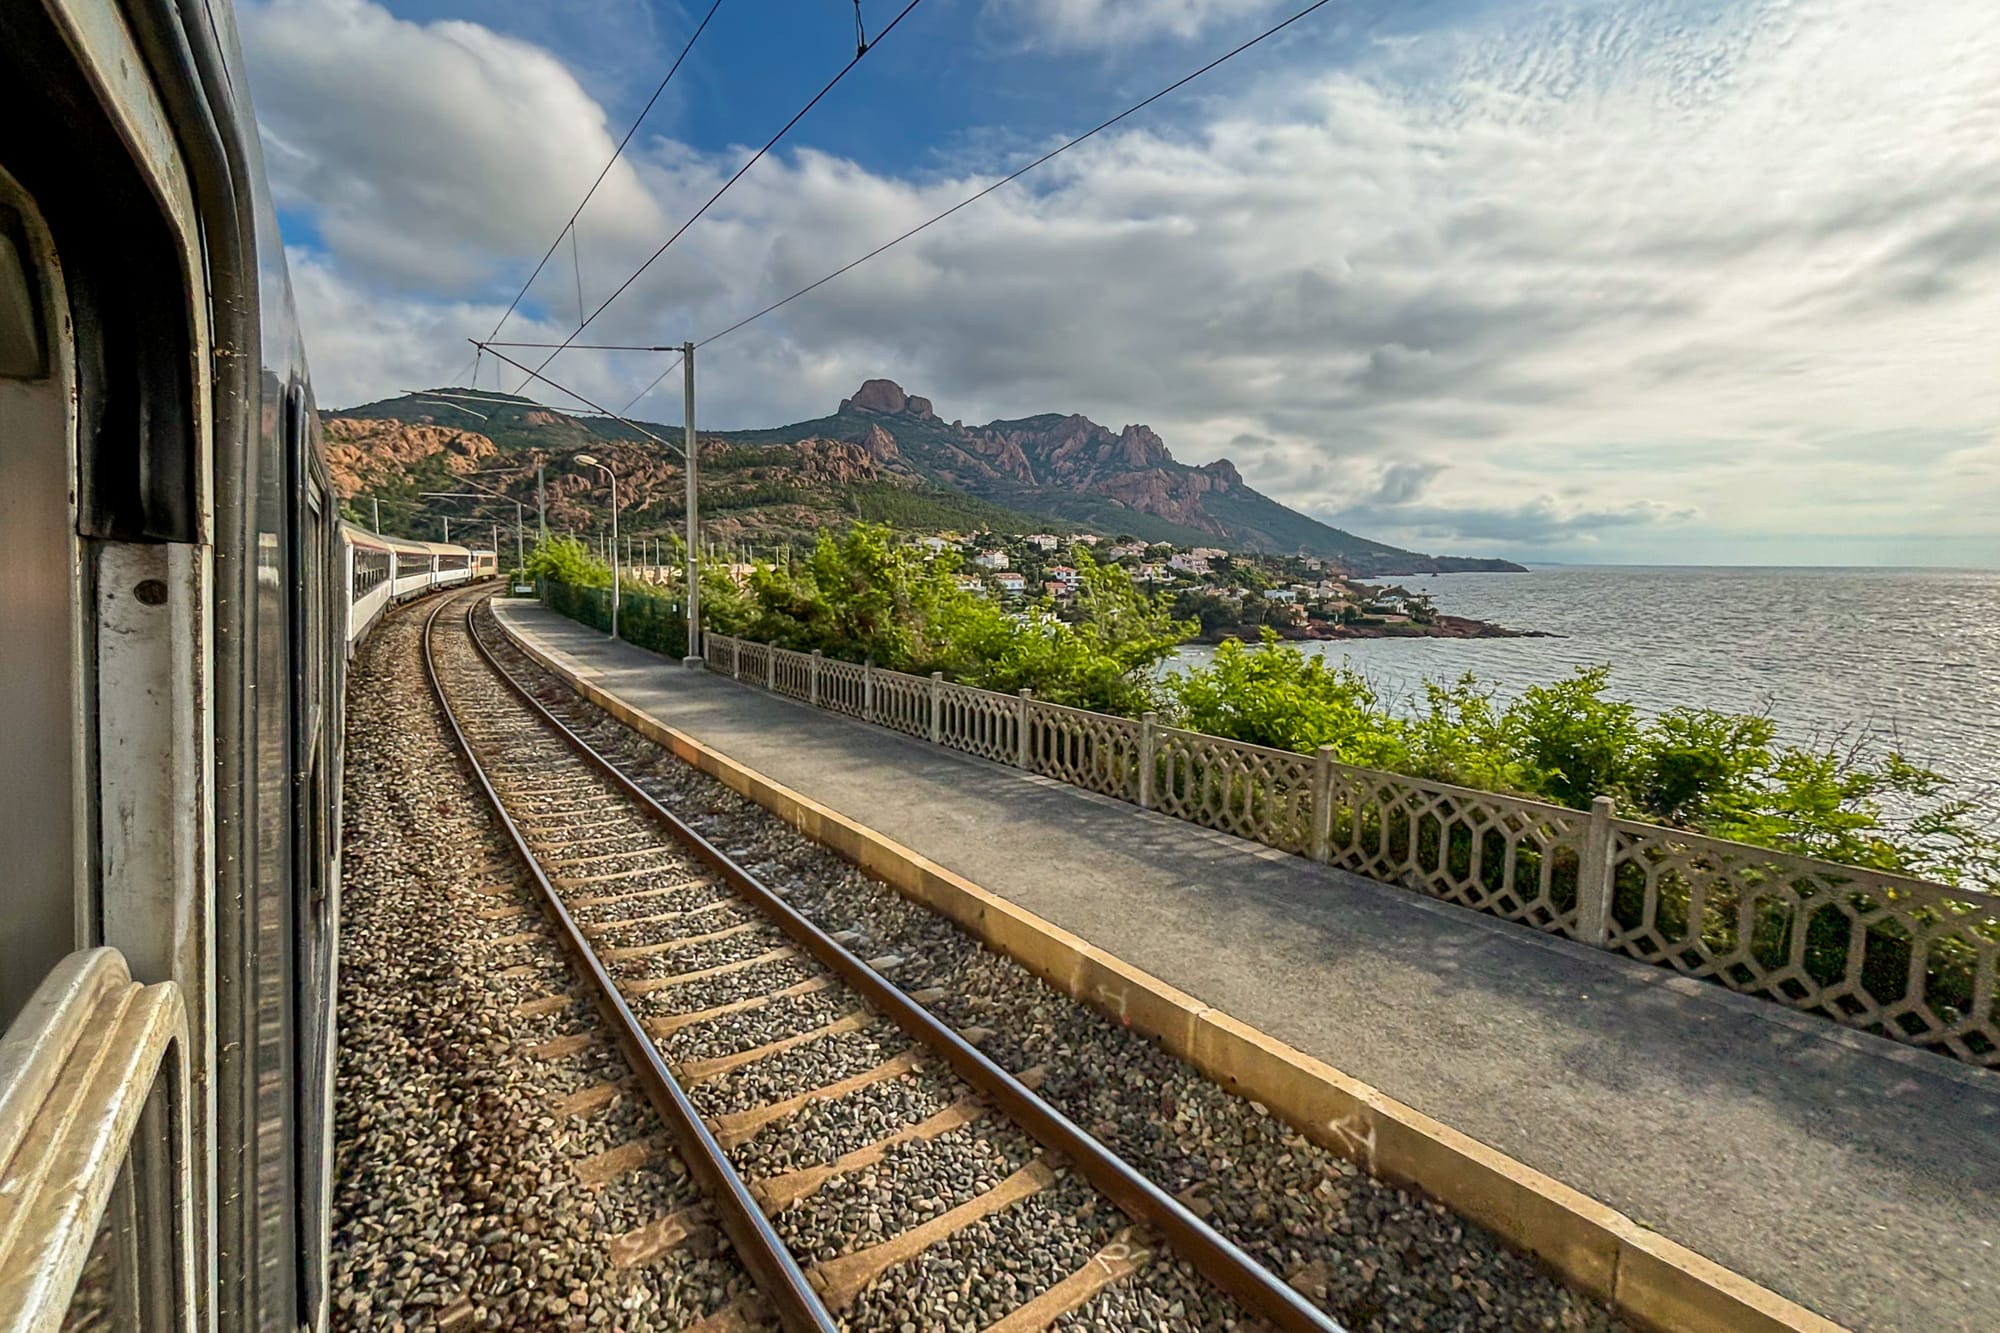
[[495, 601, 2000, 1332]]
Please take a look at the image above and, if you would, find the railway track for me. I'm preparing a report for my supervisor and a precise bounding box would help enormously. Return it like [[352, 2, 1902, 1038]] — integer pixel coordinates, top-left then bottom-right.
[[425, 588, 1344, 1332]]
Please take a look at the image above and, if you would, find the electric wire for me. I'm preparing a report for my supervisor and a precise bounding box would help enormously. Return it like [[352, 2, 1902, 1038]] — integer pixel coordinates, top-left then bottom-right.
[[619, 352, 687, 416], [484, 341, 679, 351], [483, 0, 728, 345], [697, 0, 1336, 351], [518, 0, 930, 388], [474, 340, 686, 454]]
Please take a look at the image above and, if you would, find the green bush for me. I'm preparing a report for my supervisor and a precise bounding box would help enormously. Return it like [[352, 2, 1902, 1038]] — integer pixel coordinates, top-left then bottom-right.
[[1162, 632, 1997, 889]]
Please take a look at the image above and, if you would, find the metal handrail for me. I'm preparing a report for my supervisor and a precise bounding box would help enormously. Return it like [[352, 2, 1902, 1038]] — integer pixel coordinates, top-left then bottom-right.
[[0, 948, 193, 1333]]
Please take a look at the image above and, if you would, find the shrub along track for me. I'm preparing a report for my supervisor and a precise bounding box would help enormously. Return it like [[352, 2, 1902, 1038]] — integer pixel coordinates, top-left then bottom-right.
[[470, 590, 1634, 1333], [432, 589, 1352, 1333], [331, 591, 754, 1331]]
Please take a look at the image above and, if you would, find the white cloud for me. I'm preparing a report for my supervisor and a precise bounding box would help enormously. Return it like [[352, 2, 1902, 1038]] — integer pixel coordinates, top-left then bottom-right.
[[241, 0, 662, 289], [983, 0, 1280, 51], [255, 0, 2000, 563]]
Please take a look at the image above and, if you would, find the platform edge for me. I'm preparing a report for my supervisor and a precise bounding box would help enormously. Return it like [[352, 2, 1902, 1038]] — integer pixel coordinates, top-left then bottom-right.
[[496, 607, 1846, 1333]]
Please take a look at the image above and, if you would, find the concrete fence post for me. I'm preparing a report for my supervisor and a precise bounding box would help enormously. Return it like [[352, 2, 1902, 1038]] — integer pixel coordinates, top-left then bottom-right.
[[1138, 712, 1157, 809], [864, 658, 876, 723], [810, 649, 823, 709], [929, 672, 944, 744], [730, 636, 740, 680], [766, 643, 777, 692], [1575, 794, 1617, 948], [1016, 689, 1033, 769], [1310, 746, 1335, 862]]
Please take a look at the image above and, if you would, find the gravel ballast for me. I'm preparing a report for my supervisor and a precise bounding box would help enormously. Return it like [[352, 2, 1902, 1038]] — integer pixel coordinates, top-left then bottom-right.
[[332, 597, 753, 1330], [479, 601, 1631, 1333]]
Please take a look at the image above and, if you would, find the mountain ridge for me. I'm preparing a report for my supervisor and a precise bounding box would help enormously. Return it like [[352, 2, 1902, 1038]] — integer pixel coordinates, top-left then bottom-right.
[[326, 379, 1524, 575]]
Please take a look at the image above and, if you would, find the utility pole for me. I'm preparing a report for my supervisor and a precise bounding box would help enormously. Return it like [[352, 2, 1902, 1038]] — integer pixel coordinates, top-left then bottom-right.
[[443, 515, 451, 543], [537, 464, 547, 543], [682, 341, 701, 665], [515, 501, 525, 568], [371, 496, 380, 532]]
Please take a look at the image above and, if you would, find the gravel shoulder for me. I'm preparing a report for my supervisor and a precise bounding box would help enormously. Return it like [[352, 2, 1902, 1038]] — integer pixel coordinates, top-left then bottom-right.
[[333, 597, 755, 1330], [479, 602, 1627, 1333]]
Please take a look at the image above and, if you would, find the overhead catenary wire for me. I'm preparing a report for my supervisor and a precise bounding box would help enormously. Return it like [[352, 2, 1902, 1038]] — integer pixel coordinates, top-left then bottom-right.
[[697, 0, 1336, 351], [473, 340, 687, 456], [519, 0, 931, 389], [410, 388, 569, 411], [483, 0, 728, 346], [619, 352, 688, 416], [482, 341, 679, 351]]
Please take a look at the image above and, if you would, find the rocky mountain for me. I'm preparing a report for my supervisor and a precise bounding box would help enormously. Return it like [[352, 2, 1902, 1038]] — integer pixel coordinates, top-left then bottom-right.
[[326, 381, 1522, 574], [715, 380, 1520, 573]]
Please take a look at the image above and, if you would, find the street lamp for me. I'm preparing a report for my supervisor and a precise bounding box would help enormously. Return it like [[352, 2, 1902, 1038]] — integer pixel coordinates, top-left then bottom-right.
[[574, 454, 619, 640]]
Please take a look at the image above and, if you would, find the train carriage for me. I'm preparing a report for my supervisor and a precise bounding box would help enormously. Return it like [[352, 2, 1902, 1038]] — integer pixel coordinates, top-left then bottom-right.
[[0, 3, 488, 1328]]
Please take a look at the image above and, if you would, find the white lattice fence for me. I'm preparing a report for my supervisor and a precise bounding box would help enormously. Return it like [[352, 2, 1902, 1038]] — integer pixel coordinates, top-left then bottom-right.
[[1027, 700, 1140, 801], [1604, 822, 2000, 1063], [734, 640, 770, 685], [1152, 727, 1315, 855], [684, 633, 1999, 1068], [770, 646, 813, 702], [818, 656, 866, 718], [872, 670, 931, 739], [1323, 771, 1588, 936], [937, 680, 1020, 765]]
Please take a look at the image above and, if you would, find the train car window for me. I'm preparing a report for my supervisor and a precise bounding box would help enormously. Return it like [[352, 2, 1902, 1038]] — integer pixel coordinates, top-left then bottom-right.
[[0, 174, 77, 1032], [0, 210, 45, 377], [0, 2, 195, 542]]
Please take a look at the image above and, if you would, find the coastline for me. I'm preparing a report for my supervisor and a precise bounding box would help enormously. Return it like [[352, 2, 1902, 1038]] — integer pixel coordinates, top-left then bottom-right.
[[1195, 613, 1553, 646]]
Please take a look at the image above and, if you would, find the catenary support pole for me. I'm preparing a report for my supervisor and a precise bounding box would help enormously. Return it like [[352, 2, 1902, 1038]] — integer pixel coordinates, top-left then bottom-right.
[[682, 341, 702, 665], [537, 465, 547, 542]]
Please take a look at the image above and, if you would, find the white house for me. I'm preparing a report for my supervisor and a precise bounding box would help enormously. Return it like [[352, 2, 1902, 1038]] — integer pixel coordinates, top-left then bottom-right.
[[1261, 587, 1297, 603], [1135, 563, 1170, 583], [1047, 565, 1080, 587], [973, 549, 1009, 570], [994, 572, 1028, 594], [1024, 533, 1059, 551], [1168, 552, 1211, 575], [1106, 542, 1147, 560], [917, 535, 951, 553]]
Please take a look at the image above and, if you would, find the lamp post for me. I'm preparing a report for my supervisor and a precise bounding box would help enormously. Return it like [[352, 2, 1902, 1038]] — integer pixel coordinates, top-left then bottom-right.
[[574, 454, 619, 640]]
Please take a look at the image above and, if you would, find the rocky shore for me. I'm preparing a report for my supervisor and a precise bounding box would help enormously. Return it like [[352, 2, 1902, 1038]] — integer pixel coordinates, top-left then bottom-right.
[[1199, 613, 1552, 645]]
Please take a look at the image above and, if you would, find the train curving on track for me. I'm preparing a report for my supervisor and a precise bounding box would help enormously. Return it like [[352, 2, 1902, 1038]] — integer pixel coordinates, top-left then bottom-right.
[[0, 0, 494, 1325]]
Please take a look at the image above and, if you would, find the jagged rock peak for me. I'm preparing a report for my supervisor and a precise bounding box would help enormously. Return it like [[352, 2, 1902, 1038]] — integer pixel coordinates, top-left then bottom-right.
[[1116, 423, 1170, 467], [861, 423, 901, 461], [1199, 457, 1243, 488], [841, 378, 936, 421]]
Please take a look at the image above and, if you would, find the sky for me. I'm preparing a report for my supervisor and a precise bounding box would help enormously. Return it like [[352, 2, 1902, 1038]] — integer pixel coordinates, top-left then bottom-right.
[[238, 0, 2000, 566]]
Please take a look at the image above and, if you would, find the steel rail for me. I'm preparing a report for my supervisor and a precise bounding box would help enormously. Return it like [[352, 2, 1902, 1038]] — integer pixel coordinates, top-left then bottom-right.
[[463, 595, 1349, 1333], [420, 592, 839, 1333]]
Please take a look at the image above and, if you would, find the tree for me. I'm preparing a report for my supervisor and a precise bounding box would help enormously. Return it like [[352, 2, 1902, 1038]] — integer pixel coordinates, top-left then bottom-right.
[[523, 535, 609, 588]]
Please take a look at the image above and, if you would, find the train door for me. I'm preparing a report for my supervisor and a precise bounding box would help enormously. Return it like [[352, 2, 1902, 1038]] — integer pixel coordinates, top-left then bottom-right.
[[286, 384, 335, 1332]]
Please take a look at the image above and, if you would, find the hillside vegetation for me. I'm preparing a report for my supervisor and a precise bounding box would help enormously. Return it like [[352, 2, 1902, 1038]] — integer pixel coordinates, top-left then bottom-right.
[[328, 379, 1522, 575]]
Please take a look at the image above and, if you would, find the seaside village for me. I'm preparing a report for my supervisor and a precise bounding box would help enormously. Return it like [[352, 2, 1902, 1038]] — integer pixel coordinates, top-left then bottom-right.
[[912, 530, 1436, 636]]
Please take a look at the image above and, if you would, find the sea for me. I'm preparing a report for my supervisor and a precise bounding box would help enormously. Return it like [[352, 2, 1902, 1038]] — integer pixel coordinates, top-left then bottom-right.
[[1170, 566, 2000, 799]]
